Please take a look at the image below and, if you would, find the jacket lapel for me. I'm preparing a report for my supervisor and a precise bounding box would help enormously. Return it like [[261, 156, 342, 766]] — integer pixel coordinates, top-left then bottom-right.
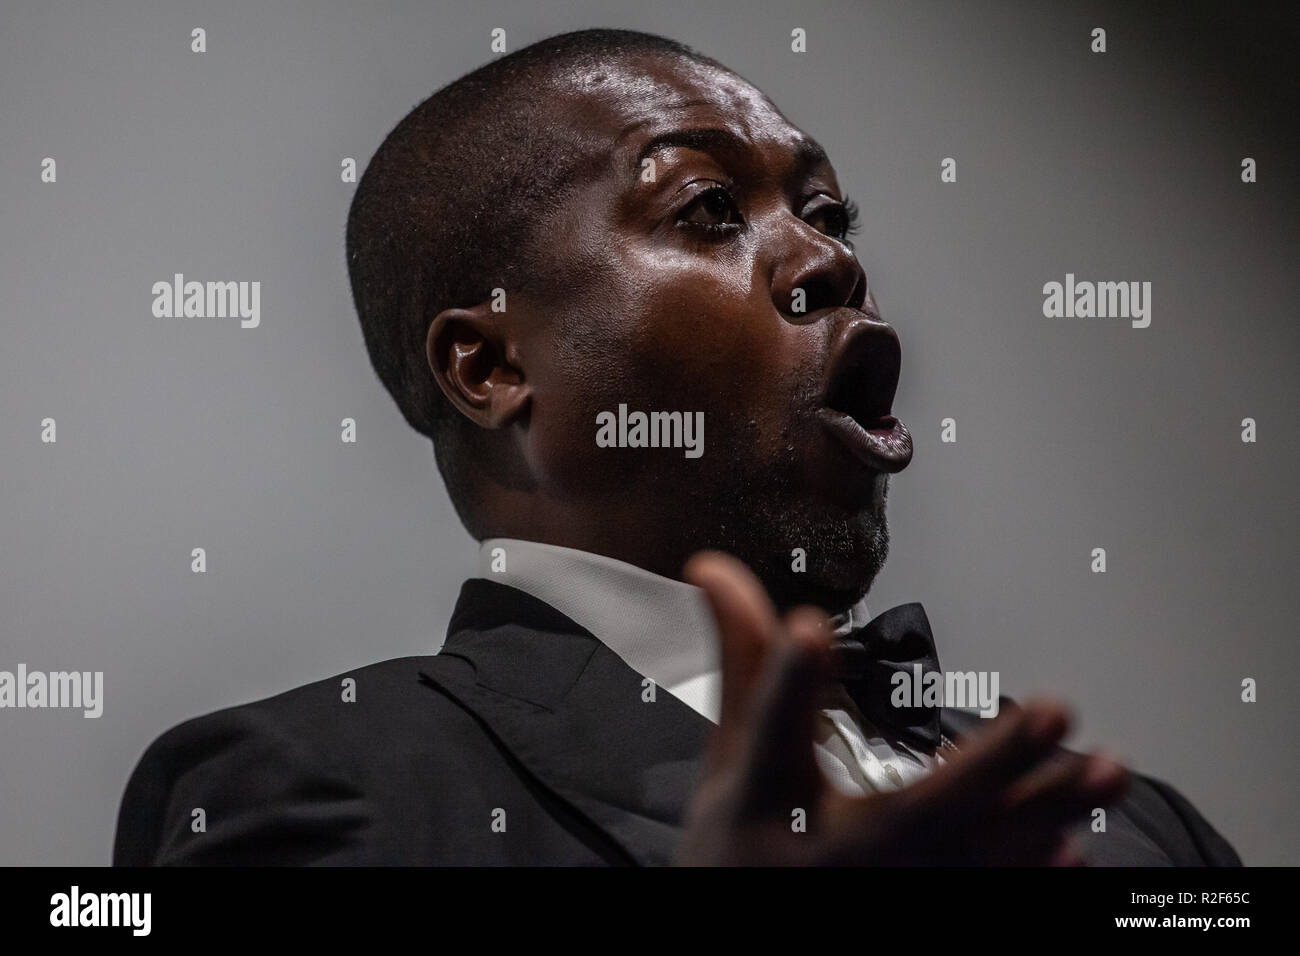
[[424, 585, 1178, 866], [419, 578, 712, 865]]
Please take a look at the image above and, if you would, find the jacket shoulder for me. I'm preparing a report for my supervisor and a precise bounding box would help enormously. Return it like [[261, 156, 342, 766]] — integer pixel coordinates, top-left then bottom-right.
[[112, 653, 485, 865], [1116, 773, 1242, 866]]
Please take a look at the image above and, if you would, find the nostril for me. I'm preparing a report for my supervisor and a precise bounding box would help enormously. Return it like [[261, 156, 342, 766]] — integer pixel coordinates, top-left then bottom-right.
[[846, 272, 867, 311], [783, 264, 867, 317], [788, 276, 839, 316]]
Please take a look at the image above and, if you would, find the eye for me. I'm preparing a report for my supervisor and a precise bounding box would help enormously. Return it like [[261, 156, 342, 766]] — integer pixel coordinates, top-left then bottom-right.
[[805, 194, 861, 248], [677, 184, 744, 235]]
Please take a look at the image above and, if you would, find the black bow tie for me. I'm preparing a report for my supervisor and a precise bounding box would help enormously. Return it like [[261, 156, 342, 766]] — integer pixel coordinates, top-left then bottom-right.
[[831, 602, 942, 752]]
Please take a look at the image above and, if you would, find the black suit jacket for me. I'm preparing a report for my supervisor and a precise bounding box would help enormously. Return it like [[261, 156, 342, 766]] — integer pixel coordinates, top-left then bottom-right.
[[114, 579, 1242, 866]]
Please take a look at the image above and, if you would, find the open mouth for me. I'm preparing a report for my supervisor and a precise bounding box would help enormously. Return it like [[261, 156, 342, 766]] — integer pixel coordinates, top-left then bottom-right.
[[817, 318, 914, 473]]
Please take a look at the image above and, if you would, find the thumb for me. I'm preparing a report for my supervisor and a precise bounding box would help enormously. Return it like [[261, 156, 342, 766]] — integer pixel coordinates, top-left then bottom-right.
[[682, 550, 779, 769], [732, 606, 833, 815]]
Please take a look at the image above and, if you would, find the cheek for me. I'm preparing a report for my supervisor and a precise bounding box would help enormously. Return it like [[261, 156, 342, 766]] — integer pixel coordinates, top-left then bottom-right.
[[522, 242, 821, 491], [622, 264, 818, 453], [617, 250, 783, 397]]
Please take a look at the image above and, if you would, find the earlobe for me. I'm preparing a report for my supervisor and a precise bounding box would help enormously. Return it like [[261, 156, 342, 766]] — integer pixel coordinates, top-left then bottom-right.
[[426, 303, 529, 429]]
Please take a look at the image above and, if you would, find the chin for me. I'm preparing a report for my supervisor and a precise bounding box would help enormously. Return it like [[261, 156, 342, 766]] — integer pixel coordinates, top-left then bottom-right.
[[690, 441, 892, 612], [739, 507, 891, 616], [803, 537, 888, 614]]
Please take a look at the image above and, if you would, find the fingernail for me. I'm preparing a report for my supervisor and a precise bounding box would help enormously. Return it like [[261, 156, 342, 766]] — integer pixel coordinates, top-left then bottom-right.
[[1027, 706, 1063, 740], [1083, 756, 1122, 789]]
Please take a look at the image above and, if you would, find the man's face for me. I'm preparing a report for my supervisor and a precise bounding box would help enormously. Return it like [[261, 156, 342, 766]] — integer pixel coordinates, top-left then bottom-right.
[[512, 54, 913, 613]]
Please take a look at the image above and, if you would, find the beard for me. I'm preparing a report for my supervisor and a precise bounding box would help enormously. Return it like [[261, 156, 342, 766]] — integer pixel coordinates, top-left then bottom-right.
[[556, 317, 895, 611], [673, 401, 893, 616]]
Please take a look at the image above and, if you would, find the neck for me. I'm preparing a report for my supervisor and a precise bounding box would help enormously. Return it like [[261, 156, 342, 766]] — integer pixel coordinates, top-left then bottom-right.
[[481, 522, 867, 617]]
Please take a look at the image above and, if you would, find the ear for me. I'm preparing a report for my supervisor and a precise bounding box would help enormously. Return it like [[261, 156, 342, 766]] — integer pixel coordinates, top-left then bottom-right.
[[425, 301, 530, 430]]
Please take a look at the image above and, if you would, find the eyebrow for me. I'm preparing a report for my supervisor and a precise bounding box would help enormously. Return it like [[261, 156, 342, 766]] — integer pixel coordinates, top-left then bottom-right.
[[631, 126, 829, 175]]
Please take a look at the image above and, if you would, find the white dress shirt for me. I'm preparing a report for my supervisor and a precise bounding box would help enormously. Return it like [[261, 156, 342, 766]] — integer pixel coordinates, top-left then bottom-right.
[[476, 538, 945, 795]]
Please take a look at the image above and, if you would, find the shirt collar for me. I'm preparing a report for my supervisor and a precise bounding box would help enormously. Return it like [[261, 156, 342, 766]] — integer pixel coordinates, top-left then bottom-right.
[[477, 538, 717, 690], [476, 538, 872, 692]]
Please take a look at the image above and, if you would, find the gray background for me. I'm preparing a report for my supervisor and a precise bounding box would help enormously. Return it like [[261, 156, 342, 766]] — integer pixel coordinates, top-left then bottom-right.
[[2, 0, 1295, 865]]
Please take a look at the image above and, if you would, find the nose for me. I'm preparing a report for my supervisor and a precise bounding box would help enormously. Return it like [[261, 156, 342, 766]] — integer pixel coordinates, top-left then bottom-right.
[[770, 219, 867, 322]]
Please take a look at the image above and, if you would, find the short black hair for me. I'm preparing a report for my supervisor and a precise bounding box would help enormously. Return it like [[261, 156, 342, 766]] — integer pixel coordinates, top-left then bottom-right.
[[345, 28, 714, 533]]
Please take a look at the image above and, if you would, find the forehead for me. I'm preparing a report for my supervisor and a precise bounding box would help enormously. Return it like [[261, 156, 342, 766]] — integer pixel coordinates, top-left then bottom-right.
[[547, 54, 819, 173]]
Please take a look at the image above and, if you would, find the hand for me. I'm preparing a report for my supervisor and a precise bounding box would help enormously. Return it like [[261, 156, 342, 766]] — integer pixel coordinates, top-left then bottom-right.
[[675, 550, 1129, 866]]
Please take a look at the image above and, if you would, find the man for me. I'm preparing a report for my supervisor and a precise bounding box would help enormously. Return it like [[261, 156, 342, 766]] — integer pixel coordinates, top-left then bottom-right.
[[113, 29, 1240, 866]]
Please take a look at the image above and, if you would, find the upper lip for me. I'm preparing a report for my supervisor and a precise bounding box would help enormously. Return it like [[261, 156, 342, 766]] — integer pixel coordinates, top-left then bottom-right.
[[819, 311, 902, 429]]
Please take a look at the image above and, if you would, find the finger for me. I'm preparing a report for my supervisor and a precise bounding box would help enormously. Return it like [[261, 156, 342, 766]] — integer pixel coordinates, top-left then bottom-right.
[[1001, 750, 1130, 830], [682, 551, 781, 768], [731, 606, 833, 814], [900, 697, 1073, 826], [1050, 834, 1088, 867], [931, 748, 1127, 866]]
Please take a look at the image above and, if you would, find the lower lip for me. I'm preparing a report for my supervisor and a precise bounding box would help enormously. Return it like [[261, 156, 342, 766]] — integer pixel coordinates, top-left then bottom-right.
[[816, 408, 914, 473]]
